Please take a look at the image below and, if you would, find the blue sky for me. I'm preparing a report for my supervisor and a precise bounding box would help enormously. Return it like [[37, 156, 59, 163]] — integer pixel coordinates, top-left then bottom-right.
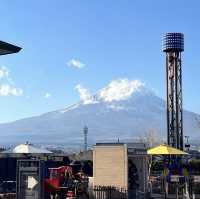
[[0, 0, 200, 123]]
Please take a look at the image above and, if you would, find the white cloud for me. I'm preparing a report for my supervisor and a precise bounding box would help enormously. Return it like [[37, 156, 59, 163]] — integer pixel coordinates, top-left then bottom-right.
[[75, 79, 147, 104], [0, 84, 23, 96], [99, 79, 145, 102], [67, 58, 85, 69], [0, 66, 23, 97], [75, 84, 94, 104], [0, 66, 9, 79], [44, 92, 51, 98]]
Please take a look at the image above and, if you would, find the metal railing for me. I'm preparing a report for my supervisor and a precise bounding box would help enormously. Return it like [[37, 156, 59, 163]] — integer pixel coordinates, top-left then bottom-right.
[[89, 186, 127, 199], [89, 186, 147, 199], [150, 175, 200, 198]]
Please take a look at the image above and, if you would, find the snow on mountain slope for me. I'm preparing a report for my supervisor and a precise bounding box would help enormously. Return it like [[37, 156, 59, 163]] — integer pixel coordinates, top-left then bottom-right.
[[0, 79, 199, 144]]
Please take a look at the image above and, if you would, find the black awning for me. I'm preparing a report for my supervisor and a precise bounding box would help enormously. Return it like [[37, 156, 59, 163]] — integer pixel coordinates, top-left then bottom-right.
[[0, 41, 21, 55]]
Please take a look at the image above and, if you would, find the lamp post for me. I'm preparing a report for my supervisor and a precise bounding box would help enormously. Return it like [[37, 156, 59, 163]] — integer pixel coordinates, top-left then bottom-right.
[[0, 40, 21, 56]]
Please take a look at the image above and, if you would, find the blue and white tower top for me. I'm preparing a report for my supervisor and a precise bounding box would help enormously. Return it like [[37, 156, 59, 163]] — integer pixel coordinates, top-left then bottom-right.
[[162, 33, 184, 52]]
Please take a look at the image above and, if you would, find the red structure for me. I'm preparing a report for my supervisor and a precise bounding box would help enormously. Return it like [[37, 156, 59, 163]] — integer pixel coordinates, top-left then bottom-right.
[[45, 165, 88, 198]]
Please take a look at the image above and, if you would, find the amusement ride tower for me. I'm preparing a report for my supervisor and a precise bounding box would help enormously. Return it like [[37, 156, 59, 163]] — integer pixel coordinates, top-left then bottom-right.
[[162, 33, 184, 150]]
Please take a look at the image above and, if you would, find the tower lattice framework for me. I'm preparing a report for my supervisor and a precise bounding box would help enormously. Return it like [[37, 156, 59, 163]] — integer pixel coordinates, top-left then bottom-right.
[[163, 33, 184, 150]]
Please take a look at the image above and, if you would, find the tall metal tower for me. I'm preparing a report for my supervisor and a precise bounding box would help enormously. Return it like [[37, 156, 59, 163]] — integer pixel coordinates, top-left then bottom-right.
[[162, 33, 184, 150], [83, 126, 88, 152]]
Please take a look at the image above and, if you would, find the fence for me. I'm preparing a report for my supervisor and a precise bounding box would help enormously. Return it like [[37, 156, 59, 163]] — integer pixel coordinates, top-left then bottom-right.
[[89, 186, 147, 199], [89, 186, 127, 199]]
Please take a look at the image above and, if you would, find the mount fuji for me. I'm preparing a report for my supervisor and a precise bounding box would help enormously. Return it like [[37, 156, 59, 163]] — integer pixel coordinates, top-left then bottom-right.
[[0, 79, 199, 146]]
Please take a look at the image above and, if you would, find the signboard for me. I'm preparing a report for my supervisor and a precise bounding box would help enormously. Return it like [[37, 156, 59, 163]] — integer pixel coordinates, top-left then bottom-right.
[[28, 176, 38, 190]]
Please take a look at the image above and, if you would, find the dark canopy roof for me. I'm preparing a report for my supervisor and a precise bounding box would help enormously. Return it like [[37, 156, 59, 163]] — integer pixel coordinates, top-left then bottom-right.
[[0, 41, 21, 55]]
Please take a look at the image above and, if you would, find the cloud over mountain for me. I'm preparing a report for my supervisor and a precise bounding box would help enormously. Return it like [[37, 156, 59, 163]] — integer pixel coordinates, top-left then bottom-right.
[[75, 79, 151, 104], [98, 79, 146, 102], [75, 84, 95, 104]]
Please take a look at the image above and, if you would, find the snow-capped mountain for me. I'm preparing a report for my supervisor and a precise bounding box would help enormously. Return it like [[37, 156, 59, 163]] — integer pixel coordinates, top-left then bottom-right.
[[0, 79, 199, 145]]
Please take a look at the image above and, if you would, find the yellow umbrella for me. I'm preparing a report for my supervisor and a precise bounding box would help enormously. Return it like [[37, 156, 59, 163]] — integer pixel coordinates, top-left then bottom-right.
[[147, 144, 188, 155]]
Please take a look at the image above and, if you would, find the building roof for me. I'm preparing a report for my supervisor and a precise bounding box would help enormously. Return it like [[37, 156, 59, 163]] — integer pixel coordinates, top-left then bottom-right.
[[147, 144, 188, 155], [95, 142, 146, 149], [0, 41, 21, 55], [95, 142, 124, 146], [95, 142, 147, 155], [2, 143, 52, 154]]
